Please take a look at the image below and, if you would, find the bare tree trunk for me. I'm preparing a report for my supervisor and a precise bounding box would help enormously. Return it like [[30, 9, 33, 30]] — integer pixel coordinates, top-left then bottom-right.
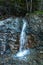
[[26, 0, 29, 12], [30, 0, 32, 13], [39, 0, 43, 11]]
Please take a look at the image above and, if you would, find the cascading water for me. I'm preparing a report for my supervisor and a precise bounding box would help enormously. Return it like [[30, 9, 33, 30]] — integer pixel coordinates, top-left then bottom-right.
[[0, 18, 30, 58], [19, 20, 27, 51], [15, 19, 30, 58]]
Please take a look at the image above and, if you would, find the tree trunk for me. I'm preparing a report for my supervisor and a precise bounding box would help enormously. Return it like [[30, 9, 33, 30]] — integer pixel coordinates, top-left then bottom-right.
[[30, 0, 32, 12], [26, 0, 29, 12]]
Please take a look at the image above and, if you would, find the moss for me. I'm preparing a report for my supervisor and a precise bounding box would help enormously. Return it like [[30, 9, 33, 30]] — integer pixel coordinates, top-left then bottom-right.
[[33, 11, 43, 15], [27, 11, 43, 16]]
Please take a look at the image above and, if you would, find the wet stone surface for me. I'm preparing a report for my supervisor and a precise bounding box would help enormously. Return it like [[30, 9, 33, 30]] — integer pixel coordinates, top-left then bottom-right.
[[0, 16, 43, 65]]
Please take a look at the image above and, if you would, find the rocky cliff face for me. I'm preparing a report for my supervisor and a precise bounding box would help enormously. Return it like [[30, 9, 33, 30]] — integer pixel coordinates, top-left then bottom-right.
[[0, 15, 43, 65]]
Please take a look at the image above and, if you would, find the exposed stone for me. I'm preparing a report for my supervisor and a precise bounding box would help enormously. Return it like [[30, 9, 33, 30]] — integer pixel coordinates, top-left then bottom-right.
[[0, 15, 43, 65]]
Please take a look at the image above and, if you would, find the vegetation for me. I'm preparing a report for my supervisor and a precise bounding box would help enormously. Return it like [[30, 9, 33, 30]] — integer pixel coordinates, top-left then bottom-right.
[[0, 0, 43, 17], [34, 10, 43, 14]]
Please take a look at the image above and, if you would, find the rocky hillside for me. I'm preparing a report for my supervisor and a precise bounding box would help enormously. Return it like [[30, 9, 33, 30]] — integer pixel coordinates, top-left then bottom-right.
[[0, 15, 43, 65]]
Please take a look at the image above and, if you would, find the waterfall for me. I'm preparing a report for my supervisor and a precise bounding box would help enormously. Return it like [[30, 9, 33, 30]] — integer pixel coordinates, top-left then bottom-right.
[[19, 19, 27, 51], [16, 19, 30, 57]]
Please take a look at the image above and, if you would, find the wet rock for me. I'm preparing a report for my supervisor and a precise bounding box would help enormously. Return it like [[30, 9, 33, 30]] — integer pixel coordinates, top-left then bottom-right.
[[0, 16, 43, 65], [29, 15, 43, 35]]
